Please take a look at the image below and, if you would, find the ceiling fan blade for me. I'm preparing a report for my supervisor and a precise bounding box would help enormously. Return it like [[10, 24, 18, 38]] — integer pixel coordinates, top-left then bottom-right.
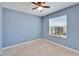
[[32, 2, 37, 5], [32, 7, 38, 10], [43, 2, 46, 4], [42, 6, 50, 8], [37, 2, 46, 5]]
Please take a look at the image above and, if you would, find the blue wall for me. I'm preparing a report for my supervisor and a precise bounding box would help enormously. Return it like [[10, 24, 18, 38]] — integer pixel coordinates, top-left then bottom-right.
[[42, 4, 79, 51], [0, 6, 2, 48], [1, 4, 79, 52], [2, 8, 42, 47]]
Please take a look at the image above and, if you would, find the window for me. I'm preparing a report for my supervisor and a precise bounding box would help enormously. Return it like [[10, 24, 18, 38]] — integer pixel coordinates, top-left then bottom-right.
[[49, 15, 67, 38]]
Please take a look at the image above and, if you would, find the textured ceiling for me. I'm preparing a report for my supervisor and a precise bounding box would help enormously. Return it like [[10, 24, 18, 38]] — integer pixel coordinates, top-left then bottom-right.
[[0, 2, 78, 17]]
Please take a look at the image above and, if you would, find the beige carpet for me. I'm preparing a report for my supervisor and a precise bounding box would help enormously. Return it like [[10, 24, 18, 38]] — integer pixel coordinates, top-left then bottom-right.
[[1, 39, 79, 56]]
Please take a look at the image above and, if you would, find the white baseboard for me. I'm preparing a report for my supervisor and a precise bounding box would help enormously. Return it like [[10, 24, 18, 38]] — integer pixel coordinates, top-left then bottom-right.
[[2, 38, 43, 50], [43, 38, 79, 53]]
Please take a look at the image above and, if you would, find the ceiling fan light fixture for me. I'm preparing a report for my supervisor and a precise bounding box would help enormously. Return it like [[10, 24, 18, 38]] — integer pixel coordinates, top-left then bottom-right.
[[32, 2, 50, 11], [37, 6, 43, 11]]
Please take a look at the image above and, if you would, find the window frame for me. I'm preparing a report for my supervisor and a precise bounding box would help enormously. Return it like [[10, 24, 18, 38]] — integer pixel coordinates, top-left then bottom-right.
[[48, 15, 67, 38]]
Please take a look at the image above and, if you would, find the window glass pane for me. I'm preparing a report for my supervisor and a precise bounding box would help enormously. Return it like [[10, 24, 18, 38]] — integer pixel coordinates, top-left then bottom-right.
[[49, 15, 67, 38]]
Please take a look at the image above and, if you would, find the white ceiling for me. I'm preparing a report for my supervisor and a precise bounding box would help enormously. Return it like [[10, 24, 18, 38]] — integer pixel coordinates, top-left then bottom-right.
[[0, 2, 78, 17]]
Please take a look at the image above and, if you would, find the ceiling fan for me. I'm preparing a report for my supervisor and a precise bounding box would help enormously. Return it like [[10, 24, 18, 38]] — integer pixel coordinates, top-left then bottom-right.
[[32, 2, 50, 11]]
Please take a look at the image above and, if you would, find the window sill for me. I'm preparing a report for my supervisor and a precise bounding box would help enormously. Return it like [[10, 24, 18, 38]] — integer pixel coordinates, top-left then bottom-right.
[[49, 34, 67, 39]]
